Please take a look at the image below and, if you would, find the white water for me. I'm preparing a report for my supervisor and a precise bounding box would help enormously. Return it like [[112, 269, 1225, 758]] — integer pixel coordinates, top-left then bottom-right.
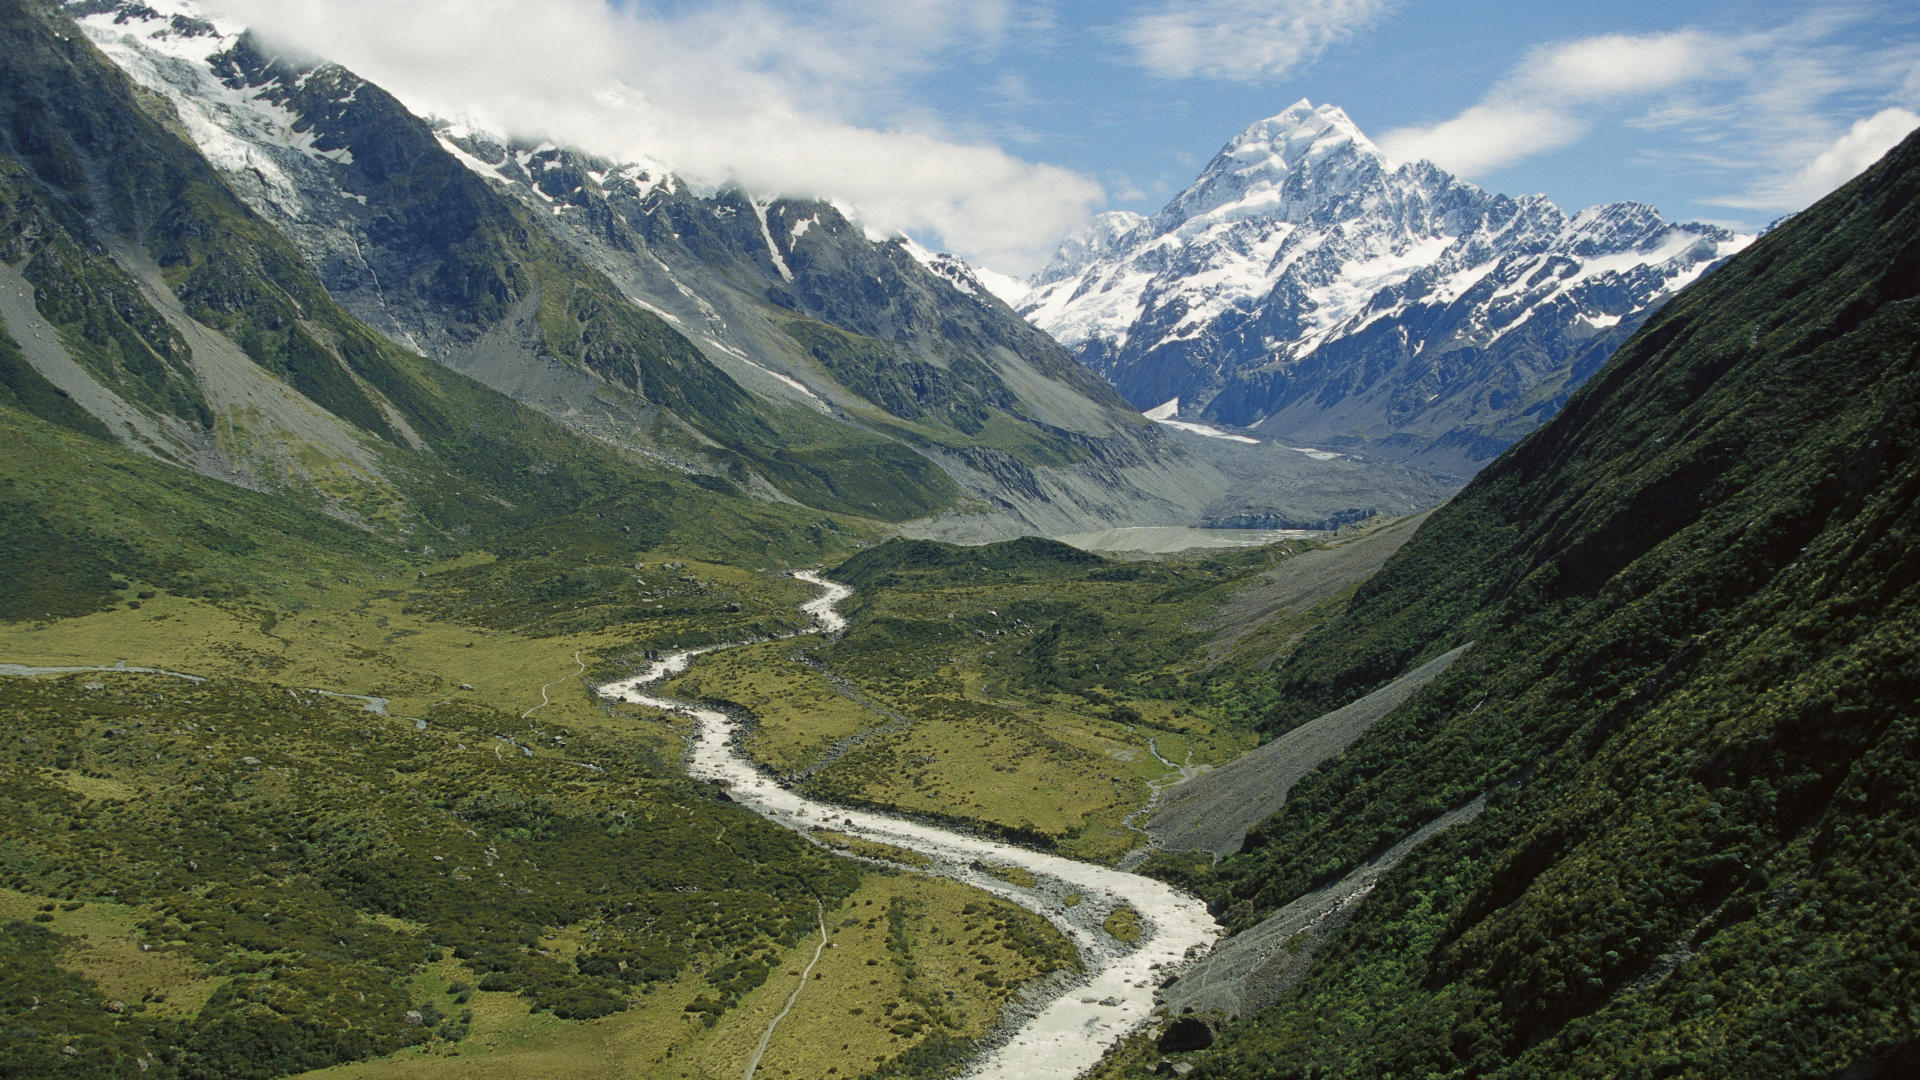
[[596, 572, 1222, 1079]]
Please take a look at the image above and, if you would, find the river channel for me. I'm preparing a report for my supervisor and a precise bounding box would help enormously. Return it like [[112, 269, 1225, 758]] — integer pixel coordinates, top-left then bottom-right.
[[596, 571, 1223, 1079]]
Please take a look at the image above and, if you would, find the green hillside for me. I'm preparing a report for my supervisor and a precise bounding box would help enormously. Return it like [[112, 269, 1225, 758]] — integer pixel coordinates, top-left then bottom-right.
[[831, 534, 1105, 589], [206, 31, 963, 522], [1125, 129, 1920, 1078]]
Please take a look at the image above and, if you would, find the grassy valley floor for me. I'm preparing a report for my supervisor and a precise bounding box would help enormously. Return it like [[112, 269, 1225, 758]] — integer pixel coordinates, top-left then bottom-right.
[[0, 540, 1090, 1080], [656, 527, 1417, 861], [1, 517, 1408, 1078]]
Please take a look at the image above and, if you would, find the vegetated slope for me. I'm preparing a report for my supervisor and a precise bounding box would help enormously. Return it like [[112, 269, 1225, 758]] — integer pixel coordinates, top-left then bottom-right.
[[831, 535, 1105, 590], [68, 0, 1239, 536], [49, 1, 956, 524], [427, 134, 1228, 535], [0, 0, 879, 635], [0, 0, 704, 546], [0, 0, 876, 597], [1021, 101, 1748, 480], [1151, 129, 1920, 1078]]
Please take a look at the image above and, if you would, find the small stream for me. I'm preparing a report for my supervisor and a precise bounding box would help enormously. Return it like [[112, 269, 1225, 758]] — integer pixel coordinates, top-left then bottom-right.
[[596, 571, 1222, 1079]]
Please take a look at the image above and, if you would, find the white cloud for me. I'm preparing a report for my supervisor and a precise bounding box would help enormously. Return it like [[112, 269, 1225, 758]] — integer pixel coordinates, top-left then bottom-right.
[[1748, 106, 1920, 207], [210, 0, 1099, 273], [1377, 11, 1920, 218], [1379, 30, 1718, 176], [1120, 0, 1394, 81], [1517, 31, 1722, 100], [1378, 104, 1583, 177]]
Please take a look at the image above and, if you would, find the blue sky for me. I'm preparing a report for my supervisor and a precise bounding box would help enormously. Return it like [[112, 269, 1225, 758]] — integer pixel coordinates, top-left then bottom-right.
[[227, 0, 1920, 272], [881, 0, 1920, 240]]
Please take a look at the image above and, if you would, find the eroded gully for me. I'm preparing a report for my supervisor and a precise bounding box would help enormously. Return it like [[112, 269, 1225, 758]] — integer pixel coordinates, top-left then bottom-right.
[[595, 571, 1222, 1080]]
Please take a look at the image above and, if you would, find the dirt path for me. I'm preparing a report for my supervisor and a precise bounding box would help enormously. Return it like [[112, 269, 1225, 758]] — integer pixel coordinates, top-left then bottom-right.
[[741, 899, 828, 1080], [521, 650, 585, 720]]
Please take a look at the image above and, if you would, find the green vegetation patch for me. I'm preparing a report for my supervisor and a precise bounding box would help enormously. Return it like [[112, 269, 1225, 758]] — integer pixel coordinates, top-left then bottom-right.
[[657, 639, 889, 775], [0, 669, 864, 1076], [978, 863, 1038, 890], [813, 830, 935, 870], [683, 875, 1078, 1080], [0, 405, 395, 621], [832, 535, 1105, 590], [1101, 906, 1142, 945]]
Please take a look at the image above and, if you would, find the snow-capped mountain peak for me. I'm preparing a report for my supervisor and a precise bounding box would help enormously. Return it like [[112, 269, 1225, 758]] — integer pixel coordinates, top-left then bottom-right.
[[1160, 99, 1385, 228], [1217, 99, 1381, 176], [1021, 101, 1752, 478]]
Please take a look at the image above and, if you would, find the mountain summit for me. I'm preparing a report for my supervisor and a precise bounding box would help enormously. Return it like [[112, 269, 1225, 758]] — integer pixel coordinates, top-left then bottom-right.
[[1021, 102, 1751, 478], [1158, 100, 1382, 226]]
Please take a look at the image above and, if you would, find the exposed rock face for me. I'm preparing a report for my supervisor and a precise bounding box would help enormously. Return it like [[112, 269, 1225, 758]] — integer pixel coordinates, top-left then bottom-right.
[[1022, 101, 1751, 479]]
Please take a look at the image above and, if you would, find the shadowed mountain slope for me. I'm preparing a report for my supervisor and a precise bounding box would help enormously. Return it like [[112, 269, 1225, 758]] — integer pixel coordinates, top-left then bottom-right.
[[1143, 126, 1920, 1079], [0, 0, 867, 620]]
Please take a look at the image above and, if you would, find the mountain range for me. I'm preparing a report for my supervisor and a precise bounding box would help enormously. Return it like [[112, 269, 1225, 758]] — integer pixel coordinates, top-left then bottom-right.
[[41, 0, 1457, 539], [1014, 101, 1752, 479], [7, 0, 1161, 539]]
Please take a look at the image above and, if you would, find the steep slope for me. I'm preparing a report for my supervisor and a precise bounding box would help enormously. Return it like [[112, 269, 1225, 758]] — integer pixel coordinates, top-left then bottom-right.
[[69, 0, 1241, 536], [3, 0, 619, 538], [62, 2, 963, 523], [0, 0, 876, 609], [1, 0, 422, 495], [1134, 127, 1920, 1078], [1024, 101, 1749, 479]]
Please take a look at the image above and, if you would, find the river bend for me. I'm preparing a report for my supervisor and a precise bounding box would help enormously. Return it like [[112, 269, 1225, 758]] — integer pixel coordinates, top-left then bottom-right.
[[596, 571, 1222, 1079]]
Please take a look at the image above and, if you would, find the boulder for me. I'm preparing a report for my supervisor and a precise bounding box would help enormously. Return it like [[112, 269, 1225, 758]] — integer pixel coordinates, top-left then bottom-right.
[[1158, 1015, 1215, 1053]]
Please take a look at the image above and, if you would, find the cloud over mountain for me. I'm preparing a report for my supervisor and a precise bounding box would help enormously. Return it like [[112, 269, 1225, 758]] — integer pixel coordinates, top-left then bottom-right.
[[216, 0, 1102, 272]]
